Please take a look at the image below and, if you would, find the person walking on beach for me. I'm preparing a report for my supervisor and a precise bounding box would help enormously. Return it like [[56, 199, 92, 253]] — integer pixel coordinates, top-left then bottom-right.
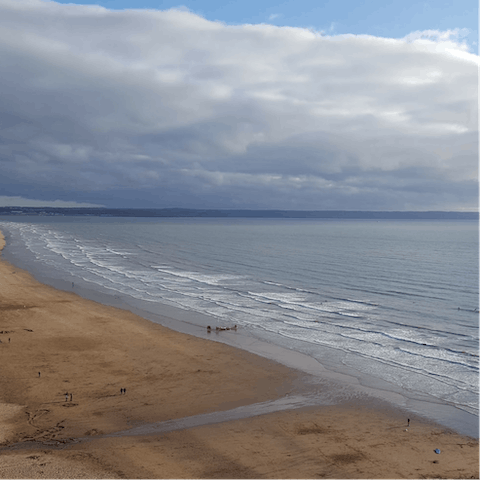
[[38, 372, 41, 378], [407, 418, 410, 427], [65, 393, 68, 402], [70, 393, 73, 402]]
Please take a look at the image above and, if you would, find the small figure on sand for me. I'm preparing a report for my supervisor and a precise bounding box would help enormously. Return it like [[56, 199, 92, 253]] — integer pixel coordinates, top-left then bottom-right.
[[407, 418, 410, 427], [70, 393, 73, 402], [38, 372, 41, 378], [65, 393, 68, 402]]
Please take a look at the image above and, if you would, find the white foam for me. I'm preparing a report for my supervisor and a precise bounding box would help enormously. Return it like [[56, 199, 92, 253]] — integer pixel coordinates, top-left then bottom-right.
[[1, 218, 477, 424]]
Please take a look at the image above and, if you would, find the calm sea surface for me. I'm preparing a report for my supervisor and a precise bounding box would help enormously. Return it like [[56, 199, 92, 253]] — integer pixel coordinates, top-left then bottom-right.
[[1, 217, 478, 434]]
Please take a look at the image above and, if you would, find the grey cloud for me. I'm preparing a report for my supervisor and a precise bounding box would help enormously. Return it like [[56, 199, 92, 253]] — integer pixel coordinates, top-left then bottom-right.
[[0, 0, 477, 210]]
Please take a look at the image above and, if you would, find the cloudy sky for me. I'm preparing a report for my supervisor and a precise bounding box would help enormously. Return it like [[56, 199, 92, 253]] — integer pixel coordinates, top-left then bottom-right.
[[0, 0, 477, 210]]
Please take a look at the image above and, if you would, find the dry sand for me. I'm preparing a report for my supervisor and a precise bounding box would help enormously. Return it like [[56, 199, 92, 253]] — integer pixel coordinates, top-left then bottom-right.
[[0, 229, 478, 479]]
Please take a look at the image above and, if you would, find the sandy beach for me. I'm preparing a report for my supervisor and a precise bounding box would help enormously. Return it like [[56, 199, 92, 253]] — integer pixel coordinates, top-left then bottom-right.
[[0, 230, 478, 479]]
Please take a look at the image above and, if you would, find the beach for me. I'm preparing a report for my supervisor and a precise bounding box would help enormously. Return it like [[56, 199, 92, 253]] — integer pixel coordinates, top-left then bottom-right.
[[0, 230, 478, 479]]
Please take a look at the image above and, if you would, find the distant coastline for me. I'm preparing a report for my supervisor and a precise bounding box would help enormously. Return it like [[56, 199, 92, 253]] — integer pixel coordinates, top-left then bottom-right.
[[0, 207, 477, 220]]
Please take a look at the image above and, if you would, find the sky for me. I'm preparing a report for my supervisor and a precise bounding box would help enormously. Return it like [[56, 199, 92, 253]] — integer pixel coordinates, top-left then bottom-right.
[[0, 0, 477, 210]]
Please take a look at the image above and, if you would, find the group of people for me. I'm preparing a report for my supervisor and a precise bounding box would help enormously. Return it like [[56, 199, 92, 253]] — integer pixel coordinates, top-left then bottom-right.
[[62, 388, 127, 400], [206, 325, 238, 332]]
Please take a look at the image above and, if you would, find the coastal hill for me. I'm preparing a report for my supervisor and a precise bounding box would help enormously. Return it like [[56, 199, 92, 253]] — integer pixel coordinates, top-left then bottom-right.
[[0, 207, 477, 219]]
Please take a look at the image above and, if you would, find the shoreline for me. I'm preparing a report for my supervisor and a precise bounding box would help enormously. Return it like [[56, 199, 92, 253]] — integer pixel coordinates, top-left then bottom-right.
[[2, 223, 478, 439], [0, 229, 478, 478]]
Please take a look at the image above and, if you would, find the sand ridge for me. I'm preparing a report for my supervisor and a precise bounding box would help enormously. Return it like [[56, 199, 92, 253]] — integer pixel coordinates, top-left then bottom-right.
[[0, 228, 478, 478]]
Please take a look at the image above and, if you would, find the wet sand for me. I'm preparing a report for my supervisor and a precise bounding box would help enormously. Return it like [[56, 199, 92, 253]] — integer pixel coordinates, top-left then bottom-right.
[[0, 230, 478, 479]]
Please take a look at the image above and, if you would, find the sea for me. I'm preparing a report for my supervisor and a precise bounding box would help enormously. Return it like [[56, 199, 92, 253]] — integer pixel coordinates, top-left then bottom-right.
[[0, 216, 478, 437]]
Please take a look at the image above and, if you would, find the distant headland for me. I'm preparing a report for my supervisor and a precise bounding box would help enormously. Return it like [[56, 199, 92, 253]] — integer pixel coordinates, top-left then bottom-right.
[[0, 207, 477, 220]]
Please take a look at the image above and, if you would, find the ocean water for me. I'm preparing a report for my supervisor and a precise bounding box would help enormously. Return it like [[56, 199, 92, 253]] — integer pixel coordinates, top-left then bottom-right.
[[1, 217, 478, 435]]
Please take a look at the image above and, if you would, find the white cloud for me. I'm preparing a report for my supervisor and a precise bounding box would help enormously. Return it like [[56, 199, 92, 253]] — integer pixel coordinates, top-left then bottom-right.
[[402, 28, 470, 44], [0, 0, 477, 210]]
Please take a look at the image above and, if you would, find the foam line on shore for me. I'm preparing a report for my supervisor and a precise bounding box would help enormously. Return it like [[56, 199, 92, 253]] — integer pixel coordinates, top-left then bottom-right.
[[0, 228, 478, 479], [1, 227, 478, 438]]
